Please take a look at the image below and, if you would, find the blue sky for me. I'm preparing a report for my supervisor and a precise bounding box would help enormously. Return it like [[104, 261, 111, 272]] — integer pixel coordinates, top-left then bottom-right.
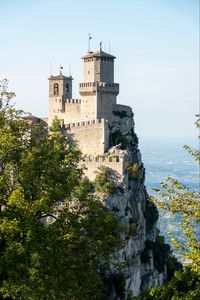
[[0, 0, 199, 140]]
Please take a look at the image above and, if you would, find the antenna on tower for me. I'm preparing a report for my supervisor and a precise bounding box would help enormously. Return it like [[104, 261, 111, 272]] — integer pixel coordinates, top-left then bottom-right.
[[88, 33, 92, 52], [109, 40, 111, 53], [59, 65, 63, 75], [69, 61, 71, 77], [100, 41, 102, 52], [50, 61, 53, 76]]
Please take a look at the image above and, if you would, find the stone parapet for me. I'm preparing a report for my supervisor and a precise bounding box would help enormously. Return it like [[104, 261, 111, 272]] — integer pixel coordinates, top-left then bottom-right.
[[62, 118, 106, 129], [66, 99, 81, 103], [83, 156, 123, 163], [62, 118, 109, 156], [79, 82, 119, 95], [80, 153, 129, 181]]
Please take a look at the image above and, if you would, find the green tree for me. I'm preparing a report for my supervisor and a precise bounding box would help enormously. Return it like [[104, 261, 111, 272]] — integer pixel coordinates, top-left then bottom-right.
[[130, 268, 200, 300], [151, 116, 200, 275], [0, 80, 123, 299]]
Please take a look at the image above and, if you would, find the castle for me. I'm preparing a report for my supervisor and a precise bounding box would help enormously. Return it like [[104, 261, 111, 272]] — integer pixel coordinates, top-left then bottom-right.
[[47, 49, 167, 297], [48, 48, 136, 180]]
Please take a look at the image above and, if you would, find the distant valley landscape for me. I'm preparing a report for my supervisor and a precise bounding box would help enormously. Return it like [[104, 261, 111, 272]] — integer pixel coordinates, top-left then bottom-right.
[[140, 137, 199, 257]]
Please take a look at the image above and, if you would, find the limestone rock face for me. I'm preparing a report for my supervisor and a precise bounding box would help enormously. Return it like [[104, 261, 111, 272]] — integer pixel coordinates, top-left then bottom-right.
[[103, 109, 168, 299]]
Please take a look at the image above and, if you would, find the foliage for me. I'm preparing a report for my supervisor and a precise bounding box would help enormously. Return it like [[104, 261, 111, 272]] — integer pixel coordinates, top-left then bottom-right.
[[151, 178, 200, 274], [130, 267, 200, 300], [183, 115, 200, 164], [111, 129, 129, 149], [143, 198, 159, 231], [126, 162, 143, 180], [151, 115, 200, 275], [113, 110, 128, 119], [0, 80, 124, 300], [166, 254, 182, 280], [152, 235, 170, 272], [129, 223, 137, 236], [93, 166, 115, 195], [132, 131, 139, 145], [143, 235, 171, 272]]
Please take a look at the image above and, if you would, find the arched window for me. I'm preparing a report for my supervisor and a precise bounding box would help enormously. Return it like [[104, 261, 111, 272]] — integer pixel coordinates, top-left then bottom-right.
[[54, 83, 59, 95]]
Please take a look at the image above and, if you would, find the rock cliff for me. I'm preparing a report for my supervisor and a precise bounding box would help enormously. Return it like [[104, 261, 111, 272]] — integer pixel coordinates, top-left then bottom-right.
[[99, 107, 168, 299]]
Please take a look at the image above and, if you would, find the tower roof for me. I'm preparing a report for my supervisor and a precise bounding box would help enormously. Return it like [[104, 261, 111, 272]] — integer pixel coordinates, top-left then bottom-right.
[[81, 50, 116, 59], [48, 74, 73, 80]]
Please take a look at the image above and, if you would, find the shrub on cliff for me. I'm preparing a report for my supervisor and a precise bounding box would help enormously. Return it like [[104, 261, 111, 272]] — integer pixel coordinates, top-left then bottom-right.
[[143, 198, 159, 231], [126, 162, 143, 180], [94, 166, 115, 195], [111, 129, 129, 149]]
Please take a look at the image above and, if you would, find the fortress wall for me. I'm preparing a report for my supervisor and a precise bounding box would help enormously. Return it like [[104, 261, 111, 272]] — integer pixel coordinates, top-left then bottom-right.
[[80, 157, 125, 181], [63, 100, 81, 123], [48, 99, 81, 126], [65, 119, 110, 156], [81, 95, 97, 120]]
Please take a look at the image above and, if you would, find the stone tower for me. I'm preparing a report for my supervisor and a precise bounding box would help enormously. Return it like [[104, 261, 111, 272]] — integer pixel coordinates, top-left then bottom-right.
[[79, 50, 119, 121], [48, 73, 73, 125]]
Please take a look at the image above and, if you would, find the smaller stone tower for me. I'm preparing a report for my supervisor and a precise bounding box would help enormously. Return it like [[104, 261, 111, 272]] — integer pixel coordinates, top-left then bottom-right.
[[48, 73, 73, 125]]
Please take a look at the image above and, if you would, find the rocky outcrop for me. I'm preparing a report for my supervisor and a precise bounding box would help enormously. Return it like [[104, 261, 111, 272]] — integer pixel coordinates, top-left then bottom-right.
[[101, 108, 168, 299]]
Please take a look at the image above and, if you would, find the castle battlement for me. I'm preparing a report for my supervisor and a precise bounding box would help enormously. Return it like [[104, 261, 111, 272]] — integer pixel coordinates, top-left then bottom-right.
[[65, 99, 81, 104], [83, 155, 124, 163], [79, 82, 119, 88], [81, 154, 127, 181], [62, 118, 106, 129], [79, 82, 119, 95]]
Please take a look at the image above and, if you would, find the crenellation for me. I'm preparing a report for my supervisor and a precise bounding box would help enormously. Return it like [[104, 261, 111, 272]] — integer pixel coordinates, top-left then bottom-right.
[[83, 155, 124, 163], [81, 156, 126, 181], [66, 99, 81, 103], [62, 118, 104, 129]]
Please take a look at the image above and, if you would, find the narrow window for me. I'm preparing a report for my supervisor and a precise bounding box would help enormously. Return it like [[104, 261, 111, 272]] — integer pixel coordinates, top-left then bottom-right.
[[54, 83, 59, 95], [66, 83, 69, 94]]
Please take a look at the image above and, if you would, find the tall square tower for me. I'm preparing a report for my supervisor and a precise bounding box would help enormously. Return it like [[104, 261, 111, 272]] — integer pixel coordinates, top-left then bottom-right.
[[79, 50, 119, 121]]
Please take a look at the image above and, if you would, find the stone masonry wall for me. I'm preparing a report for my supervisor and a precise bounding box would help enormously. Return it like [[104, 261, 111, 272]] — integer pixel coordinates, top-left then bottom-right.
[[48, 99, 81, 126], [81, 156, 126, 181], [64, 118, 110, 156], [62, 100, 81, 124]]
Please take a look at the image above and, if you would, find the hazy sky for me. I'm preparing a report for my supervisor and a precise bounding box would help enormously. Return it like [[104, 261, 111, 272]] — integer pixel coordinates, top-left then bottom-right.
[[0, 0, 199, 140]]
